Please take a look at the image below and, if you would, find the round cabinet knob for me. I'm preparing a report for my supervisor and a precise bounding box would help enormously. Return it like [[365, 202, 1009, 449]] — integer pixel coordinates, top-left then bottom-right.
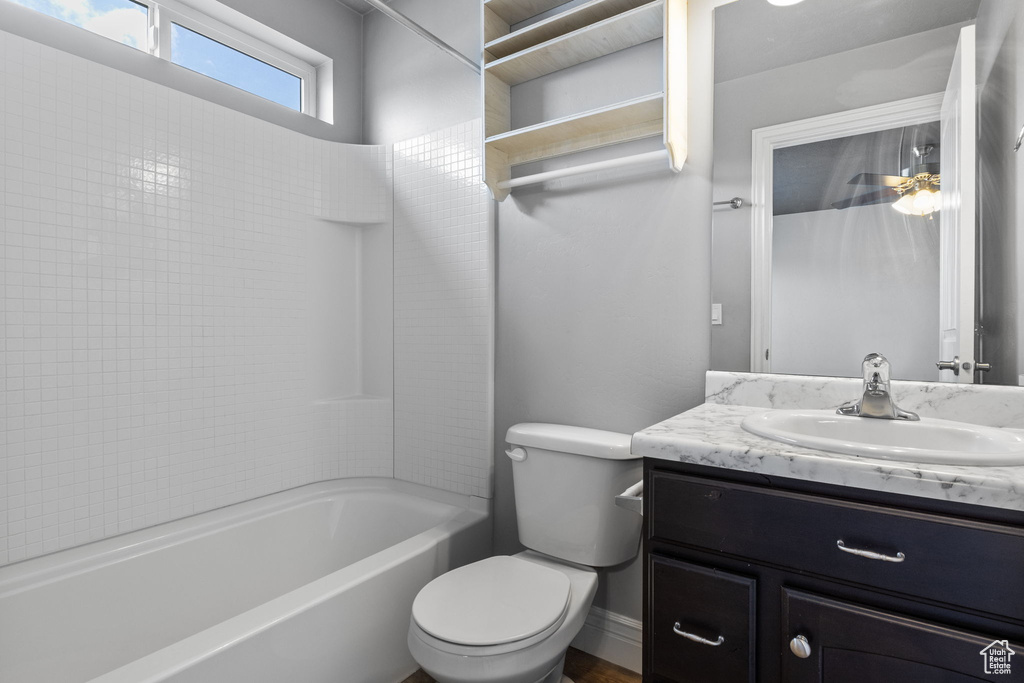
[[790, 635, 812, 659]]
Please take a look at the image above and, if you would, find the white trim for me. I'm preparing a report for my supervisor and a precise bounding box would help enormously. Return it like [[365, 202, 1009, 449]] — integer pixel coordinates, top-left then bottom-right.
[[569, 606, 643, 673], [939, 25, 977, 384], [6, 0, 330, 119], [160, 0, 328, 66], [154, 0, 318, 116], [749, 93, 945, 372]]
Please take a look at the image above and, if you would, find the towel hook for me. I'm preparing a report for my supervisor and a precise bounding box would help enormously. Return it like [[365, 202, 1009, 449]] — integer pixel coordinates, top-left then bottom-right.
[[1015, 122, 1024, 152]]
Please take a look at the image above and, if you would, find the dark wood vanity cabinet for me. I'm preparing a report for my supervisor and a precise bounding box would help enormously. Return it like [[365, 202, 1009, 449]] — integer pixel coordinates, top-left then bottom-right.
[[781, 589, 1018, 682], [643, 460, 1024, 682], [649, 556, 756, 682]]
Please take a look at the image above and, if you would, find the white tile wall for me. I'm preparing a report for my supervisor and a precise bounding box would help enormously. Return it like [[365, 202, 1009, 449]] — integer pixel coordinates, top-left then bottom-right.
[[314, 142, 390, 224], [393, 121, 494, 498], [0, 29, 393, 565]]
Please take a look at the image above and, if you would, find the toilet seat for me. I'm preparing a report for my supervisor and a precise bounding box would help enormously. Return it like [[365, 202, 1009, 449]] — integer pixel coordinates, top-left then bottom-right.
[[412, 555, 572, 648]]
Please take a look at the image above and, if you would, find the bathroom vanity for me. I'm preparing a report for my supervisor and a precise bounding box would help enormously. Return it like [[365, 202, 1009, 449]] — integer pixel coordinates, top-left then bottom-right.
[[635, 372, 1024, 683]]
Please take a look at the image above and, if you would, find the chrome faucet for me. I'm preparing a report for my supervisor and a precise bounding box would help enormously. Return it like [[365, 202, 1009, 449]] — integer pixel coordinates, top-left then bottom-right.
[[837, 353, 920, 421]]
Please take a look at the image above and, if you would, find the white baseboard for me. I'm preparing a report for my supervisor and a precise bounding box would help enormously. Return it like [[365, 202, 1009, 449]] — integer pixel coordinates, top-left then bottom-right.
[[570, 606, 643, 674]]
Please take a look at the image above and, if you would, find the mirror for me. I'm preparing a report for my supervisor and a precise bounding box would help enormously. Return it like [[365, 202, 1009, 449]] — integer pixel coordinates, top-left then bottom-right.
[[769, 123, 943, 381], [710, 0, 1022, 386]]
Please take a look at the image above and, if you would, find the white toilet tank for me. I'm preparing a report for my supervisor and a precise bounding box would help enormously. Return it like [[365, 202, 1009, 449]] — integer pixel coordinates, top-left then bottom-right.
[[505, 423, 643, 567]]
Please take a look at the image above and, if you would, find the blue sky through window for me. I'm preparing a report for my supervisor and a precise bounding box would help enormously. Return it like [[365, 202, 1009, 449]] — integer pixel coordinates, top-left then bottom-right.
[[170, 23, 301, 111], [8, 0, 148, 49]]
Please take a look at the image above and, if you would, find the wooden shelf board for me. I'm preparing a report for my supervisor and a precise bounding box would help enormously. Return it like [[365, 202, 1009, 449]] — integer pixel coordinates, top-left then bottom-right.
[[484, 5, 510, 45], [484, 0, 573, 26], [485, 0, 655, 61], [486, 93, 664, 165], [485, 72, 511, 138], [485, 0, 664, 86]]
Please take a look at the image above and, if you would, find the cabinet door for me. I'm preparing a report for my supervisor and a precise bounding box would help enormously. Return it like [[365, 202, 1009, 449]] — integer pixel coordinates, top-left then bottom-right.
[[782, 588, 1024, 682], [649, 556, 755, 683]]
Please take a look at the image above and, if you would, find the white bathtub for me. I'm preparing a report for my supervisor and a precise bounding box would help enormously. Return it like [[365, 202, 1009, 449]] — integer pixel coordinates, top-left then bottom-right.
[[0, 478, 490, 683]]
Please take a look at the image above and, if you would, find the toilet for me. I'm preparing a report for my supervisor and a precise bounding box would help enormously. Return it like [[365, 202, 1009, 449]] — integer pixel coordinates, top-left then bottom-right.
[[407, 423, 643, 683]]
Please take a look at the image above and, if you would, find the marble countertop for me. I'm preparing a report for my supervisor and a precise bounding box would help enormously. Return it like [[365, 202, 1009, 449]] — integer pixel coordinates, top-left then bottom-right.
[[632, 372, 1024, 512]]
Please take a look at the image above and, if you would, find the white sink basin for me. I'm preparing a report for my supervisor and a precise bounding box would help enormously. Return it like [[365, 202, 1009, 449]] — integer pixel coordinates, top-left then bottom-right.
[[740, 409, 1024, 465]]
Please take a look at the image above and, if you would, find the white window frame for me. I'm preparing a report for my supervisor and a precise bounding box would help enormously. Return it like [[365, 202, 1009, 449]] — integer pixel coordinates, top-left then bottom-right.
[[147, 0, 317, 117], [3, 0, 331, 119]]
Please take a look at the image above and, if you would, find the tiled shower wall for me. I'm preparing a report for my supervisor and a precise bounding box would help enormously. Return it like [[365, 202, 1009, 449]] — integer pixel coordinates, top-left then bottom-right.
[[0, 29, 394, 565], [393, 121, 493, 498]]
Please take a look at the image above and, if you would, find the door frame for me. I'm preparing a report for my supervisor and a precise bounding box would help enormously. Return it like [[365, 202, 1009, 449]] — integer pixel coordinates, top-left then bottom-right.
[[749, 93, 945, 372], [938, 24, 978, 383]]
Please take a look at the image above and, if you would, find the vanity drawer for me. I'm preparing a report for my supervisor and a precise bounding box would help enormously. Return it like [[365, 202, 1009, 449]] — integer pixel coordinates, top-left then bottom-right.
[[649, 472, 1024, 621], [648, 555, 755, 683]]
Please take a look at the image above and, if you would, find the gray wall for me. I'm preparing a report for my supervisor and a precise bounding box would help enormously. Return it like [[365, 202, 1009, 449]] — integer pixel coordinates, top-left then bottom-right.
[[362, 0, 481, 145], [977, 0, 1023, 385], [492, 2, 720, 623], [771, 206, 940, 380], [711, 23, 964, 373], [493, 149, 713, 620], [364, 0, 720, 625], [0, 0, 363, 141]]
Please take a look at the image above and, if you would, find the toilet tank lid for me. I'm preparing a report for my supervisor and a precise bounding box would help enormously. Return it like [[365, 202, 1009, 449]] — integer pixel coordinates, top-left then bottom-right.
[[506, 423, 637, 460]]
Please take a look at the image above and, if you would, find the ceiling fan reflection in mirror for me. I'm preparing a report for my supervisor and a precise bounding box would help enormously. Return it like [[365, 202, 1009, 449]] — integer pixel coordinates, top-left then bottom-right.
[[831, 143, 941, 216]]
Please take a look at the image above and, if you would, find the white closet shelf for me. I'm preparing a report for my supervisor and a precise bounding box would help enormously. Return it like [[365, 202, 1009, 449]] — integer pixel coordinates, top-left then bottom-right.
[[485, 0, 664, 86], [485, 0, 656, 61], [482, 0, 686, 201], [484, 0, 572, 27], [486, 93, 664, 166]]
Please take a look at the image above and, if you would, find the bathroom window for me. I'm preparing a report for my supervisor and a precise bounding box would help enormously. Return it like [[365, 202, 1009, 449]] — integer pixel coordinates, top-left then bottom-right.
[[6, 0, 149, 50], [155, 0, 317, 114], [5, 0, 322, 116], [168, 23, 302, 112]]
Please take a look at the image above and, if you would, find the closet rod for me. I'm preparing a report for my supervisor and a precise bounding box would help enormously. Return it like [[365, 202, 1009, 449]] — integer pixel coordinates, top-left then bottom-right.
[[497, 149, 670, 191], [363, 0, 481, 74]]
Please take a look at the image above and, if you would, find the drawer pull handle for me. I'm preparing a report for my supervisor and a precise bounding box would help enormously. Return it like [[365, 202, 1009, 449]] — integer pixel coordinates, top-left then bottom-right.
[[672, 623, 725, 646], [836, 539, 905, 563]]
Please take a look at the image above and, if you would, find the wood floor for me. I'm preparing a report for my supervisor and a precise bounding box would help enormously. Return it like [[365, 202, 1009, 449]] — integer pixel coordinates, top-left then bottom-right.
[[401, 647, 641, 683]]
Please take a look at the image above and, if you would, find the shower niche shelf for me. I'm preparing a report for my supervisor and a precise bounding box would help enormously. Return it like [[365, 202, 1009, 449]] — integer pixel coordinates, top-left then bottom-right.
[[314, 215, 387, 226], [483, 0, 686, 201]]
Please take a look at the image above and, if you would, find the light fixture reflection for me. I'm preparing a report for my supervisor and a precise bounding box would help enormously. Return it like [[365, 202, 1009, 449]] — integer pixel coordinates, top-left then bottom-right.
[[767, 0, 805, 5], [892, 174, 942, 216]]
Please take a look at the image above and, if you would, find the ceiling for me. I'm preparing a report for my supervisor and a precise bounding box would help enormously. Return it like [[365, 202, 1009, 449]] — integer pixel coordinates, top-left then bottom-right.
[[335, 0, 376, 14], [348, 0, 982, 54], [714, 0, 981, 83], [773, 122, 941, 216]]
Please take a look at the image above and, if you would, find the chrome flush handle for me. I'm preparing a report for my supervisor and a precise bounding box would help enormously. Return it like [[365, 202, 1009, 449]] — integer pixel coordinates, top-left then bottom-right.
[[673, 623, 725, 646], [836, 539, 905, 563]]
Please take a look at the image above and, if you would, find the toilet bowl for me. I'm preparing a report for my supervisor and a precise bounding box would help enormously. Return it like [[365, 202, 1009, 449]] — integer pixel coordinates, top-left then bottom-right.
[[408, 551, 597, 683], [407, 424, 642, 683]]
